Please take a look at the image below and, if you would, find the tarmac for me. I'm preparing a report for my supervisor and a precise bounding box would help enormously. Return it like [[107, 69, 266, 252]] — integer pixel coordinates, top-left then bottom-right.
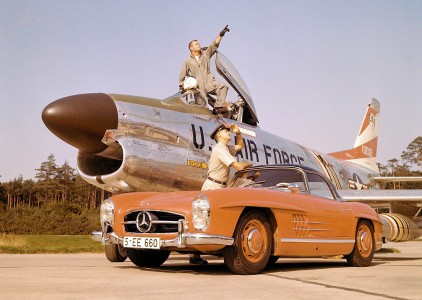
[[0, 240, 421, 300]]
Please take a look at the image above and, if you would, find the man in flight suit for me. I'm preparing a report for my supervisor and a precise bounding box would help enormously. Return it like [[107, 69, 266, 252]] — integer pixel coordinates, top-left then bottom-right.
[[179, 25, 231, 114], [189, 123, 252, 265]]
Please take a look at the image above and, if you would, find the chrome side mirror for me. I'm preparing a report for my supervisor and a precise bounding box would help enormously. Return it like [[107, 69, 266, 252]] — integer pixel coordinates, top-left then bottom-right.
[[276, 182, 300, 193]]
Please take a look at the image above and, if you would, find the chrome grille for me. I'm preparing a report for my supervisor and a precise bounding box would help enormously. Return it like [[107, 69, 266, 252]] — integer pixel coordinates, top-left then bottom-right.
[[123, 210, 184, 233]]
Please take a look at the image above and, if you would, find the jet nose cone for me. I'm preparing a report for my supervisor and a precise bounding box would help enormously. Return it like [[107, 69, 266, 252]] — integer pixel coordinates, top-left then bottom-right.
[[42, 93, 118, 154]]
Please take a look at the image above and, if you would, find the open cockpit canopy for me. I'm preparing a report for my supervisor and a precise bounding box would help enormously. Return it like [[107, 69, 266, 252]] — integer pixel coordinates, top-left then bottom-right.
[[215, 51, 258, 125], [170, 51, 259, 126]]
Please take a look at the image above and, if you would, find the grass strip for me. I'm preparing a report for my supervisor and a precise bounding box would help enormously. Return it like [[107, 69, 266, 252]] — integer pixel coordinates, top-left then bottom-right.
[[0, 234, 103, 254]]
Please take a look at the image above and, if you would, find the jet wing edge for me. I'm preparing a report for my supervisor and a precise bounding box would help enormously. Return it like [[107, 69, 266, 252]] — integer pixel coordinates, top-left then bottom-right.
[[373, 176, 422, 183], [339, 190, 422, 203]]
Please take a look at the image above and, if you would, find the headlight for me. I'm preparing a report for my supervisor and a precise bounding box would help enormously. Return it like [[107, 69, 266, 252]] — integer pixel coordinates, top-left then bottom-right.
[[192, 195, 210, 231], [100, 199, 115, 227]]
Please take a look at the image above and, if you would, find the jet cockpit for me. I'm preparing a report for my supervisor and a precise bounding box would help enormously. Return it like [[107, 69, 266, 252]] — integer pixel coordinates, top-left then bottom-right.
[[176, 51, 259, 126]]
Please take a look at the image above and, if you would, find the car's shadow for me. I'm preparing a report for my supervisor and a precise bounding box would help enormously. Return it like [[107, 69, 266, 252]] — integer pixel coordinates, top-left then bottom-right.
[[114, 254, 422, 276], [373, 255, 422, 262]]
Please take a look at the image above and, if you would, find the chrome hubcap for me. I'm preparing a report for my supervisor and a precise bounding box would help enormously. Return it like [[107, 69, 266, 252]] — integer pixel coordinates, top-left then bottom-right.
[[360, 231, 369, 251], [247, 228, 263, 254]]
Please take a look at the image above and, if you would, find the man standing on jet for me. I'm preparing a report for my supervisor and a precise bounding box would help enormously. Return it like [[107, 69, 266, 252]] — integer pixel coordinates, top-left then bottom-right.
[[179, 25, 231, 114]]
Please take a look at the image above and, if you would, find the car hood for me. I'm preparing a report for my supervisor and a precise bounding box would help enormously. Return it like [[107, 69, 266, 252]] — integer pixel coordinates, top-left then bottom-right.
[[121, 191, 201, 215]]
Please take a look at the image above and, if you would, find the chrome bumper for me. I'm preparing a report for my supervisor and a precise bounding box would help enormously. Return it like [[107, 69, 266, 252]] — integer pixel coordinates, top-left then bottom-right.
[[91, 219, 234, 248]]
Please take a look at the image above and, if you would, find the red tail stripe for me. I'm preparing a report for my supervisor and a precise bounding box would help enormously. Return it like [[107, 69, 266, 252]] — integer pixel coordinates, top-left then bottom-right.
[[328, 137, 378, 160]]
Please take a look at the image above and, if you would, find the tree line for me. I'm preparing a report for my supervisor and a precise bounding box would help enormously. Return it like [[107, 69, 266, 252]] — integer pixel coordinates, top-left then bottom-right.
[[0, 137, 420, 234], [377, 137, 422, 189], [0, 154, 110, 210], [0, 154, 111, 234]]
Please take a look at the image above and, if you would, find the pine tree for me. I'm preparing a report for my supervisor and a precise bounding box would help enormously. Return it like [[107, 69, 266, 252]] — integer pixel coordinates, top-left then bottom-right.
[[401, 136, 422, 170], [35, 154, 59, 205]]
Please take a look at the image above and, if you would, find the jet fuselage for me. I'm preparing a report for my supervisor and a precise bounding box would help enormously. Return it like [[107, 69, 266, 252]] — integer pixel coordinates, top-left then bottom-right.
[[42, 93, 377, 194]]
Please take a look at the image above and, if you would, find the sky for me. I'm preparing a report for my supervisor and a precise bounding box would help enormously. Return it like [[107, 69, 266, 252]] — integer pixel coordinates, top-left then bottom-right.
[[1, 0, 421, 182]]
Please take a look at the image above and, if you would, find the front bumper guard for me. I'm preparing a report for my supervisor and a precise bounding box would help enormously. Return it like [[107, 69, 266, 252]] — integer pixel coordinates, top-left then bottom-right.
[[91, 219, 234, 248]]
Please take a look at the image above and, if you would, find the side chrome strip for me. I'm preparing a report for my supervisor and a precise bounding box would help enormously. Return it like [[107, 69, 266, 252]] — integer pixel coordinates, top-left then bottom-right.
[[291, 221, 326, 225], [292, 228, 331, 231], [281, 238, 354, 244]]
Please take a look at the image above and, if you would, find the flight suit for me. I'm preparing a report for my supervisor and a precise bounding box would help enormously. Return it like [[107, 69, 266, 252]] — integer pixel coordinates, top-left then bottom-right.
[[179, 41, 228, 108], [201, 142, 237, 191]]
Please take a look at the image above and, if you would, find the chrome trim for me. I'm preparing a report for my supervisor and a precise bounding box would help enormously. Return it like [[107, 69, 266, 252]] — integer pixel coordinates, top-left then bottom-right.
[[121, 221, 137, 225], [121, 220, 179, 225], [91, 230, 121, 245], [161, 233, 234, 248], [123, 209, 185, 234], [307, 221, 327, 225], [92, 219, 234, 248], [291, 220, 326, 224], [91, 231, 102, 242], [151, 220, 180, 224], [124, 209, 185, 218], [292, 228, 331, 231], [281, 238, 354, 244]]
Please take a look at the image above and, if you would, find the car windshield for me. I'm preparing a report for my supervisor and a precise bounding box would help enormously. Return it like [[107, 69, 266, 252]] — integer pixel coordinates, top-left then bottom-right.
[[230, 168, 306, 191]]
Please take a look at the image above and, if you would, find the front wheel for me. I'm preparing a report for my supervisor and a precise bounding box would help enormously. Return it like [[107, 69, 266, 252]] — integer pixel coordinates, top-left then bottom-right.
[[126, 248, 170, 268], [224, 210, 272, 275], [345, 220, 375, 267], [105, 244, 127, 262]]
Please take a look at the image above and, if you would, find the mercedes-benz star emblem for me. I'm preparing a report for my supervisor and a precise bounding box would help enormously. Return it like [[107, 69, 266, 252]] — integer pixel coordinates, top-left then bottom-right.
[[136, 211, 155, 233]]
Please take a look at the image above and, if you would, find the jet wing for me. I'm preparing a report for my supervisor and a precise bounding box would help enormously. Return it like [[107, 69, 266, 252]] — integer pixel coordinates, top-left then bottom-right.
[[215, 51, 259, 125], [372, 176, 422, 183], [339, 189, 422, 205]]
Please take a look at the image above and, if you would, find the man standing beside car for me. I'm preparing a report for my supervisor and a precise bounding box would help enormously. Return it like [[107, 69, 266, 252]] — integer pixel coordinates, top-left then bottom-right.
[[201, 123, 252, 191], [190, 123, 252, 264]]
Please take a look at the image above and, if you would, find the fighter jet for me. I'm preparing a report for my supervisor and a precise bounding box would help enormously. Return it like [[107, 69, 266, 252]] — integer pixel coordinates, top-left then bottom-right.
[[42, 51, 422, 245]]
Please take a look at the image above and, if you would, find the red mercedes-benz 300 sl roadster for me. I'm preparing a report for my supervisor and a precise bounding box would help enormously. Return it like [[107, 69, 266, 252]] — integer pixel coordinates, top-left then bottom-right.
[[92, 165, 382, 274]]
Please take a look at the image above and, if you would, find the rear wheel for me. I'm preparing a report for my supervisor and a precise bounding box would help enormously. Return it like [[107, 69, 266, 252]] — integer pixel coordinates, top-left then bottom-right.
[[105, 244, 127, 262], [126, 248, 170, 268], [224, 211, 272, 275], [345, 220, 375, 267]]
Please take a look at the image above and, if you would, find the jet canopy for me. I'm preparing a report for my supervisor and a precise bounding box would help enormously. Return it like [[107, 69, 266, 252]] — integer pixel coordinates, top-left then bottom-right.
[[176, 51, 259, 126], [215, 51, 259, 125]]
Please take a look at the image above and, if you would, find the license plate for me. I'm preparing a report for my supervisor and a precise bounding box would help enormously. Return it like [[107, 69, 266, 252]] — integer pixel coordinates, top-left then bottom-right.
[[123, 236, 161, 250]]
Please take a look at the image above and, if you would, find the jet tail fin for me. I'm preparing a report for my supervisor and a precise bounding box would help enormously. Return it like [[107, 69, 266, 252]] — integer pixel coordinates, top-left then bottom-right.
[[329, 98, 380, 172]]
